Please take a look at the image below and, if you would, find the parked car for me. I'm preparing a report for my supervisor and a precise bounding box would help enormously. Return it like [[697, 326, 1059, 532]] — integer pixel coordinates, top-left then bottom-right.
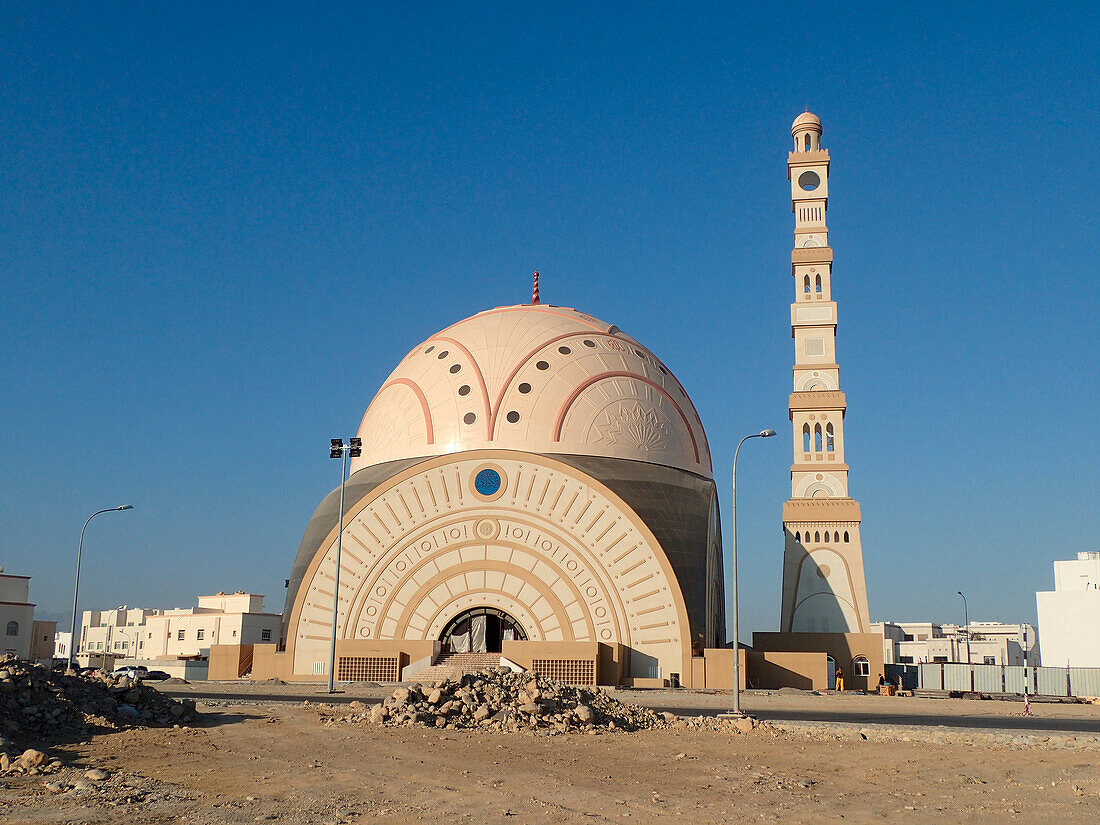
[[111, 666, 149, 679], [142, 670, 171, 681]]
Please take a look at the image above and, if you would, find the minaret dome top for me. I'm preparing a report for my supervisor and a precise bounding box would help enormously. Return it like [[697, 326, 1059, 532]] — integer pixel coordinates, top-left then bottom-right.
[[791, 111, 823, 152]]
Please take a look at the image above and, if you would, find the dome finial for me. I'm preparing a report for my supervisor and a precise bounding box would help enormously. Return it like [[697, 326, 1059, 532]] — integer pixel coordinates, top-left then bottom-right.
[[531, 271, 540, 305]]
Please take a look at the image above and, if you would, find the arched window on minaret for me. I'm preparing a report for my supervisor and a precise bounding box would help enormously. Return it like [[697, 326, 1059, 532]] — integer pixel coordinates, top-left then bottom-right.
[[794, 531, 801, 543], [814, 531, 821, 542], [804, 274, 811, 294], [844, 531, 850, 542], [804, 134, 811, 151], [814, 423, 823, 452], [803, 424, 811, 453], [825, 423, 835, 451], [834, 531, 840, 542], [815, 274, 822, 294]]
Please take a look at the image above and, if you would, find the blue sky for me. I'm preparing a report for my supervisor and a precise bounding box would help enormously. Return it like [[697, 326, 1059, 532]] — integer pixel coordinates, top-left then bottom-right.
[[1, 2, 1096, 641]]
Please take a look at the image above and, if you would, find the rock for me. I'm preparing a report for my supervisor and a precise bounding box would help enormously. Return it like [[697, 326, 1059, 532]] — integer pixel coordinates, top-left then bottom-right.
[[575, 705, 594, 723], [44, 780, 69, 793], [369, 704, 386, 724], [733, 717, 756, 734], [18, 749, 48, 770], [84, 768, 110, 781], [348, 700, 367, 712], [427, 688, 443, 705], [473, 704, 491, 721]]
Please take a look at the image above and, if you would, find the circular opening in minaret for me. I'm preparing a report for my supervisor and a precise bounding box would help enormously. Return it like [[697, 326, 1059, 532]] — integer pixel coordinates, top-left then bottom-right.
[[798, 171, 820, 191]]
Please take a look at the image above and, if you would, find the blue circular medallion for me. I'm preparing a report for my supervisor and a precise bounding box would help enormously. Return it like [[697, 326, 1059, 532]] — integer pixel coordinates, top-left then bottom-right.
[[474, 468, 502, 496]]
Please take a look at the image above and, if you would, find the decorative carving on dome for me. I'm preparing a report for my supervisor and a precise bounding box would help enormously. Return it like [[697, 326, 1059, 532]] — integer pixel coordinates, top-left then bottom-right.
[[350, 305, 712, 477], [593, 401, 669, 452]]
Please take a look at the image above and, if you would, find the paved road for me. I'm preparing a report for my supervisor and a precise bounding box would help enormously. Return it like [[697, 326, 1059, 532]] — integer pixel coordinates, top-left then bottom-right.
[[160, 686, 1100, 736]]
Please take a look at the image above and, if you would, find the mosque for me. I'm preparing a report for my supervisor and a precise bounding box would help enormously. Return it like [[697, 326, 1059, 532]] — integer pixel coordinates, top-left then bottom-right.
[[243, 113, 882, 689]]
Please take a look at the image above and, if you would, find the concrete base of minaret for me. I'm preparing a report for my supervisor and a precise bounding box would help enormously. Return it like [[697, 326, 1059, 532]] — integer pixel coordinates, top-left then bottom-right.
[[780, 499, 870, 633]]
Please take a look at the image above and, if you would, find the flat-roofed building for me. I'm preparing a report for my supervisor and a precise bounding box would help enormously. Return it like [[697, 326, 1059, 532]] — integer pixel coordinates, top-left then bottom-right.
[[1036, 552, 1100, 667]]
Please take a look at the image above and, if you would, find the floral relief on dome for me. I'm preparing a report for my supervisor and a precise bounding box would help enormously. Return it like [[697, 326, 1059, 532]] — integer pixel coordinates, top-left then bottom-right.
[[592, 401, 670, 452]]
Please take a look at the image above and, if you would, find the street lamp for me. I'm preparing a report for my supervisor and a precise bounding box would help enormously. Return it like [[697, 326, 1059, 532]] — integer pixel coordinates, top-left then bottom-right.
[[957, 590, 971, 664], [68, 506, 134, 670], [326, 437, 362, 693], [728, 429, 776, 715]]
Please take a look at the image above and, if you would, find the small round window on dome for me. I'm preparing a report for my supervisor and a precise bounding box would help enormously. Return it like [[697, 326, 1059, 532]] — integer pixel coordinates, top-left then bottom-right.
[[634, 349, 645, 358], [658, 364, 668, 375], [506, 411, 520, 423], [463, 412, 476, 425], [536, 360, 549, 370], [424, 345, 435, 354], [458, 385, 471, 396], [583, 339, 596, 348], [558, 346, 571, 355], [449, 364, 461, 374], [437, 350, 449, 359], [518, 382, 531, 394]]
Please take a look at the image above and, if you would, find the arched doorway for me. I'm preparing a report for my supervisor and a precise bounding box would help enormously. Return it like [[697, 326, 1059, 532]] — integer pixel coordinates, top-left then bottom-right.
[[440, 607, 527, 653]]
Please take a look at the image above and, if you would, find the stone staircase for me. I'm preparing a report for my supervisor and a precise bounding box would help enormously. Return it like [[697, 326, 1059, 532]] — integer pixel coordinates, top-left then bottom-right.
[[410, 652, 504, 683]]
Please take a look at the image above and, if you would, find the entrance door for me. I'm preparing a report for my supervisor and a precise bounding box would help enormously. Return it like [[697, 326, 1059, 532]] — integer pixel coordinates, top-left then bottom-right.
[[441, 607, 527, 653]]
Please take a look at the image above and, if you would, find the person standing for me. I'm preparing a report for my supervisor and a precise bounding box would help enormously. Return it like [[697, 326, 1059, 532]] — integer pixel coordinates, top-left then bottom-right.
[[835, 666, 845, 692]]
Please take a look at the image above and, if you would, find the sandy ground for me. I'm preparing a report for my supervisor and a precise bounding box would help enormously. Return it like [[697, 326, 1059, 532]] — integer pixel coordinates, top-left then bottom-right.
[[2, 689, 1099, 824]]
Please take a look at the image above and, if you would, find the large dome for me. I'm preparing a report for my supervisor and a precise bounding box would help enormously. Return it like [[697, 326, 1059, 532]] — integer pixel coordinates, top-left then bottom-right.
[[351, 304, 712, 477]]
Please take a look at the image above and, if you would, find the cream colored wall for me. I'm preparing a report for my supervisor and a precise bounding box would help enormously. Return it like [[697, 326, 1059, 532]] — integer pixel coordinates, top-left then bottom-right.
[[286, 450, 695, 685], [753, 631, 883, 692]]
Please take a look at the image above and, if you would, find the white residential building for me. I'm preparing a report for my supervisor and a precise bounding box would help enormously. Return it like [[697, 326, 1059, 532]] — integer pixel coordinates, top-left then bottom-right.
[[54, 631, 73, 660], [874, 621, 1038, 667], [0, 568, 36, 659], [1036, 551, 1100, 667], [78, 592, 279, 664]]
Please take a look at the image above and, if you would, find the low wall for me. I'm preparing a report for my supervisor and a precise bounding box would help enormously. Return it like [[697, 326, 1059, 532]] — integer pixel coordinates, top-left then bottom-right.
[[252, 640, 437, 683], [748, 651, 827, 690], [699, 648, 747, 690], [752, 632, 883, 692]]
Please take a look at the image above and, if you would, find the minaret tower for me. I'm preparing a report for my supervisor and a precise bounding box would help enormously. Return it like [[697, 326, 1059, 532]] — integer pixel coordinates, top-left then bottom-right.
[[780, 112, 870, 633]]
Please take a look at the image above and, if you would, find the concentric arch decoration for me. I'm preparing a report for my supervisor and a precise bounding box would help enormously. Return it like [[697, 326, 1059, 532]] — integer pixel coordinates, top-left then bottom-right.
[[286, 450, 692, 680]]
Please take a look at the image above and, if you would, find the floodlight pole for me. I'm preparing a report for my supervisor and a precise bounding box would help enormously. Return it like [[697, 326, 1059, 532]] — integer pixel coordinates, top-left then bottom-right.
[[327, 437, 361, 693], [68, 505, 133, 670], [957, 591, 971, 664], [729, 429, 776, 715]]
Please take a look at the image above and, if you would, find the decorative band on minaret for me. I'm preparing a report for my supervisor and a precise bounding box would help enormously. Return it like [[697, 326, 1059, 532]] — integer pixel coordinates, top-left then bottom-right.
[[779, 112, 871, 634], [531, 271, 540, 305]]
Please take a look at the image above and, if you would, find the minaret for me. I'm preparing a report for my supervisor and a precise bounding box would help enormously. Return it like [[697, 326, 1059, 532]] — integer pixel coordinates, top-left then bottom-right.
[[780, 112, 870, 633]]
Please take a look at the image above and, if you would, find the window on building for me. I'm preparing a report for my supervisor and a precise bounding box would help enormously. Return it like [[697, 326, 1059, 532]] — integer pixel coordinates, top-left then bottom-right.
[[825, 423, 834, 451], [903, 634, 914, 642], [261, 629, 272, 642], [177, 630, 185, 641], [5, 621, 18, 636], [899, 656, 914, 664], [121, 641, 128, 649], [803, 424, 811, 453], [932, 655, 948, 663], [814, 423, 823, 452], [232, 630, 237, 637], [815, 274, 822, 293], [983, 656, 996, 665], [852, 657, 870, 677], [197, 629, 205, 641]]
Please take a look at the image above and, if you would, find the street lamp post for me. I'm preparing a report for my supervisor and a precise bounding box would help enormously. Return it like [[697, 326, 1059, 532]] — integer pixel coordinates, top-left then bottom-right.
[[957, 590, 971, 664], [68, 506, 134, 670], [326, 437, 362, 693], [729, 429, 776, 715]]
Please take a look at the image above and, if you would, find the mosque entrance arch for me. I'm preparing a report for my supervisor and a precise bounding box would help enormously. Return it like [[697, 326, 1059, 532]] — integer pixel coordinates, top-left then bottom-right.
[[440, 607, 528, 653]]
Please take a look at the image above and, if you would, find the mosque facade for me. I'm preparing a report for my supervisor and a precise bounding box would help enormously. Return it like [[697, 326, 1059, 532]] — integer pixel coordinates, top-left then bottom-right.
[[244, 112, 883, 690], [256, 304, 728, 686]]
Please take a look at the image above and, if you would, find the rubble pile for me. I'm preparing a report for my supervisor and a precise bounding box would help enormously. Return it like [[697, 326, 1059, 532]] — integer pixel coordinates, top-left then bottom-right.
[[341, 668, 666, 733], [0, 656, 198, 760]]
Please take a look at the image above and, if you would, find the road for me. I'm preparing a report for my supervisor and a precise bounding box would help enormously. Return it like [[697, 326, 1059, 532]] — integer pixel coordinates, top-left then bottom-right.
[[159, 684, 1100, 736]]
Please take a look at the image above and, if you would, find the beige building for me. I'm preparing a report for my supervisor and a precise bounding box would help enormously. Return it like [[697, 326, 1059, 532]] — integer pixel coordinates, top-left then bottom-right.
[[0, 568, 36, 659], [78, 593, 278, 665], [257, 299, 729, 687], [874, 621, 1037, 667]]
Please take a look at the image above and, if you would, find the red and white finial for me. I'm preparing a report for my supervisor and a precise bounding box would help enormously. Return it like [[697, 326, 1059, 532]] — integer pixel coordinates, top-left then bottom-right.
[[531, 270, 540, 305]]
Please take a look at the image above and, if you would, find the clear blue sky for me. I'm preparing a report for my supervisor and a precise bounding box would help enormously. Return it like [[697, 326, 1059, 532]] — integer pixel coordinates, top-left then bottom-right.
[[2, 2, 1096, 641]]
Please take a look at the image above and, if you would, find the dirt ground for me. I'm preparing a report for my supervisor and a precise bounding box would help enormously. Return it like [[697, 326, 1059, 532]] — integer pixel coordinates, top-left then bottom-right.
[[3, 692, 1099, 825]]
